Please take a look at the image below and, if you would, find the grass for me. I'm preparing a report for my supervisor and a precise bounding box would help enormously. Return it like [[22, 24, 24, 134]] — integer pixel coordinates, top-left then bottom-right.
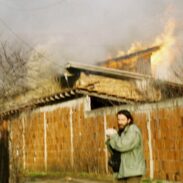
[[26, 171, 112, 182], [142, 179, 178, 183], [26, 172, 179, 183]]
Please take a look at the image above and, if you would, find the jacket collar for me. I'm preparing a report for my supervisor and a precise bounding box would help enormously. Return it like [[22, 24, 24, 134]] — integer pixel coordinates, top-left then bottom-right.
[[124, 124, 131, 133]]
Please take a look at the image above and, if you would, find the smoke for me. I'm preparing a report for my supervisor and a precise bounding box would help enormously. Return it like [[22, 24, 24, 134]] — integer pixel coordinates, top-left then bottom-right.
[[0, 0, 183, 82]]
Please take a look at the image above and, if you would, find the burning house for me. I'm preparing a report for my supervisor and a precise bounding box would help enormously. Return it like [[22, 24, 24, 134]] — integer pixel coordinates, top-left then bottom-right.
[[98, 46, 160, 75], [0, 46, 183, 183]]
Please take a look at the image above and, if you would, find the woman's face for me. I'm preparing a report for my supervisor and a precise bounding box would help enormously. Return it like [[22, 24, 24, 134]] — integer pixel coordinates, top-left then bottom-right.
[[117, 114, 131, 129]]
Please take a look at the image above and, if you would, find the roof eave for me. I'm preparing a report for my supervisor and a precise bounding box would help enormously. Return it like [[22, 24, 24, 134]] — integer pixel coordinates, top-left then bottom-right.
[[66, 62, 154, 80]]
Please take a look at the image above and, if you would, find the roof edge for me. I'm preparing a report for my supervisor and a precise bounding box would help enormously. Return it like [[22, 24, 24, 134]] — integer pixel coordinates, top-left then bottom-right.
[[66, 62, 154, 80]]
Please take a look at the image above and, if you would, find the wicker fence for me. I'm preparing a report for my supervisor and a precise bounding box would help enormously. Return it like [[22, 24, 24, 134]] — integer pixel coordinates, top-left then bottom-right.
[[1, 97, 183, 182]]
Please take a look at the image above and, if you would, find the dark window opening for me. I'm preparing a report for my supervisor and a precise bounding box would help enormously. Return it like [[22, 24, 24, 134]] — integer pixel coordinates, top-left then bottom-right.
[[90, 96, 126, 110]]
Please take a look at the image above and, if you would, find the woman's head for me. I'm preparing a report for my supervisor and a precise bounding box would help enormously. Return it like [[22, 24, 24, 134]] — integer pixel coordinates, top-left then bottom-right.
[[117, 110, 133, 130]]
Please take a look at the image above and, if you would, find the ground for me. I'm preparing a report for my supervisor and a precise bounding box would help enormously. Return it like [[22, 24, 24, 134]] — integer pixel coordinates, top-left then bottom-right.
[[25, 177, 178, 183], [23, 174, 177, 183], [25, 177, 112, 183]]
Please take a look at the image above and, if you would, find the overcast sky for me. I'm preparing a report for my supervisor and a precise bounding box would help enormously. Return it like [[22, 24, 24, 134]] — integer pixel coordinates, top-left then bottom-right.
[[0, 0, 183, 65]]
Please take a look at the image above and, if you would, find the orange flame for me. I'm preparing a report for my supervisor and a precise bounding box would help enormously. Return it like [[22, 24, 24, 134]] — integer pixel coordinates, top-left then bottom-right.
[[151, 19, 176, 79], [116, 42, 145, 57]]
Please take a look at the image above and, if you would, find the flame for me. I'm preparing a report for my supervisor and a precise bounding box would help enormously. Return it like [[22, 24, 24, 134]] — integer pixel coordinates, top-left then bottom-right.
[[127, 42, 144, 54], [116, 50, 125, 57], [105, 18, 181, 82], [116, 42, 145, 57], [151, 19, 176, 79]]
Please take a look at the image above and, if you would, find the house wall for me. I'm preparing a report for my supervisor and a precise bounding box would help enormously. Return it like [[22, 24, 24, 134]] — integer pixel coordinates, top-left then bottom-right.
[[5, 97, 183, 182]]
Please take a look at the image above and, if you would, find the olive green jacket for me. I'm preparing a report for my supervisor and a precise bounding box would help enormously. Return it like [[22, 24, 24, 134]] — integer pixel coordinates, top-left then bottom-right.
[[108, 124, 146, 179]]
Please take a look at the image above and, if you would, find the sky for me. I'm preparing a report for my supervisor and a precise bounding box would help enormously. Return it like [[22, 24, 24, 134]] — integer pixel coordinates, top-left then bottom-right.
[[0, 0, 183, 81]]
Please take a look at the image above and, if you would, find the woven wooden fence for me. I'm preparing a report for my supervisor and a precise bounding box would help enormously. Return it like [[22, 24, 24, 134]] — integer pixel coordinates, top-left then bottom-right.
[[1, 97, 183, 182]]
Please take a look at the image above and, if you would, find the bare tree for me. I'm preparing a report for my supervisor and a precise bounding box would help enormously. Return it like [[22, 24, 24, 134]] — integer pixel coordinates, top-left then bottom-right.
[[0, 42, 28, 99]]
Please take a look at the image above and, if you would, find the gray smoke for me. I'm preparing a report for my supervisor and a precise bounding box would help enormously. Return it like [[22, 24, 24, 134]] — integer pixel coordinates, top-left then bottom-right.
[[0, 0, 183, 82]]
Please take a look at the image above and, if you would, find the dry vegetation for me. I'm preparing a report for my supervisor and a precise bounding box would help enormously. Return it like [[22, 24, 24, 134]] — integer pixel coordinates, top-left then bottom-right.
[[0, 42, 63, 113]]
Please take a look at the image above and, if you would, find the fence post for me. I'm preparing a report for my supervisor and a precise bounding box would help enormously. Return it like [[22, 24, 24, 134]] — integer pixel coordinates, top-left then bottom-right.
[[70, 108, 74, 169], [147, 111, 154, 179], [103, 112, 108, 173], [22, 117, 26, 170], [43, 112, 47, 172]]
